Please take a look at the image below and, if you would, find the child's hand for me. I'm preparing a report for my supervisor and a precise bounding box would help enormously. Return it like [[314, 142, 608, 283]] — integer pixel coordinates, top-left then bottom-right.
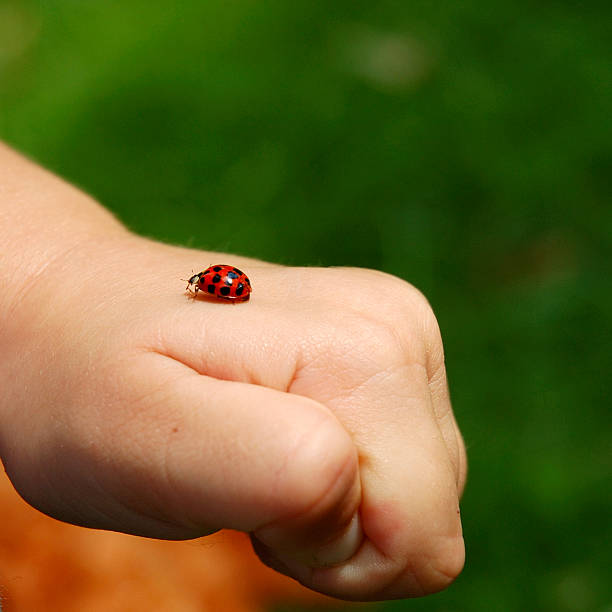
[[0, 144, 465, 601]]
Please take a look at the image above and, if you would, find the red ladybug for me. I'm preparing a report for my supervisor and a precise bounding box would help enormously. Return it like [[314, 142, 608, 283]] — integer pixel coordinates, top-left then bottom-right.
[[185, 265, 252, 302]]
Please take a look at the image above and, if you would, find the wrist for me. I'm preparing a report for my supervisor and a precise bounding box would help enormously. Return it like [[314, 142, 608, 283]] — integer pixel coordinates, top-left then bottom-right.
[[0, 142, 128, 317]]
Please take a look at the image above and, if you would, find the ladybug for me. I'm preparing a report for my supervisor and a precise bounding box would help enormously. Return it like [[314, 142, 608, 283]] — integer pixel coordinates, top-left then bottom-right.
[[185, 265, 252, 302]]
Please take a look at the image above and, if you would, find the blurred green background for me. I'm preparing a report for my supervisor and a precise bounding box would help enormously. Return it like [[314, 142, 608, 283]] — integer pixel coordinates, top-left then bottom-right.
[[1, 1, 611, 611]]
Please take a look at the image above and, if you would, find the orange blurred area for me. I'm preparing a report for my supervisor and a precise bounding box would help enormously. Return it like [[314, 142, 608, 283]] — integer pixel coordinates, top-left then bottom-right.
[[0, 469, 345, 611]]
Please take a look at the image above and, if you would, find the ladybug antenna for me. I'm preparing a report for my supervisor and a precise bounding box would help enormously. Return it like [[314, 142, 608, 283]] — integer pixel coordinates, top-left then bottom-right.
[[181, 269, 196, 283]]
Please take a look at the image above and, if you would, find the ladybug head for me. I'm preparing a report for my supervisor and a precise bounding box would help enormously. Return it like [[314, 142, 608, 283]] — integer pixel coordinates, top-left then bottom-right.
[[183, 271, 201, 293]]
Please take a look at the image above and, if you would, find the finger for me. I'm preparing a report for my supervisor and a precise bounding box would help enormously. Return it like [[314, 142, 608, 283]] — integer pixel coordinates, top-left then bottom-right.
[[420, 307, 468, 496], [95, 352, 363, 562], [288, 361, 465, 600], [427, 358, 468, 496]]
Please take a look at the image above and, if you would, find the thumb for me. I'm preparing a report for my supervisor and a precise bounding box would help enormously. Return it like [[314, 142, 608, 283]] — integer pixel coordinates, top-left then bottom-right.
[[0, 352, 361, 569], [137, 355, 363, 566]]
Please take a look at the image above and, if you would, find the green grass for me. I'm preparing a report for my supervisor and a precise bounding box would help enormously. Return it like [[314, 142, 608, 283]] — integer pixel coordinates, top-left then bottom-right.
[[1, 1, 611, 610]]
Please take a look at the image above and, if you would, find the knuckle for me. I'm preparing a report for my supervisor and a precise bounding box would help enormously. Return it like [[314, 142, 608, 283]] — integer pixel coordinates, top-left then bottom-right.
[[415, 534, 466, 594], [336, 269, 443, 363], [351, 315, 404, 357], [354, 268, 431, 312], [334, 312, 407, 368]]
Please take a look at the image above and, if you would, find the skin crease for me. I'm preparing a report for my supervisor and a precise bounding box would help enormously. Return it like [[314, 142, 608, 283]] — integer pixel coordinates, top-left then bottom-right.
[[0, 143, 466, 601]]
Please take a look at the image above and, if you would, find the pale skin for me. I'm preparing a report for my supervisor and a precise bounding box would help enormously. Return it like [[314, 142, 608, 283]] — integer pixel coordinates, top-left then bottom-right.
[[0, 142, 466, 601]]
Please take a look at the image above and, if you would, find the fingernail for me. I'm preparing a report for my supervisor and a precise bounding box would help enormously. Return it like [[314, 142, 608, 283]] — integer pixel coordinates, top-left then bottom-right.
[[254, 510, 363, 571], [263, 512, 362, 583], [308, 510, 362, 567]]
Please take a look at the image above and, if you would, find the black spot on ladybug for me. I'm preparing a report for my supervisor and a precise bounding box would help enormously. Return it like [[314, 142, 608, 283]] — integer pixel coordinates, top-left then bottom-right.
[[236, 283, 244, 296], [207, 284, 216, 293], [232, 267, 242, 274], [220, 286, 231, 296], [213, 266, 222, 272], [212, 274, 221, 283]]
